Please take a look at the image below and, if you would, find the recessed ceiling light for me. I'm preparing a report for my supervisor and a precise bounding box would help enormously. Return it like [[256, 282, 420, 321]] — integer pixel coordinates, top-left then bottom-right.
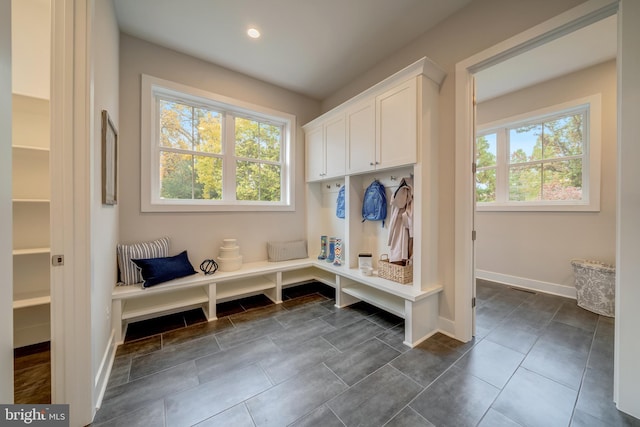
[[247, 28, 261, 39]]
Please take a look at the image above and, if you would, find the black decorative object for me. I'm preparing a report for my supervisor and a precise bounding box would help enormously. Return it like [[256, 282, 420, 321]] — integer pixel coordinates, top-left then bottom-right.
[[200, 259, 219, 275]]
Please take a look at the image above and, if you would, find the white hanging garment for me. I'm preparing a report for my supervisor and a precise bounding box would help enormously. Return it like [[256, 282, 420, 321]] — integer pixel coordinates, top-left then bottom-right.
[[387, 177, 413, 262]]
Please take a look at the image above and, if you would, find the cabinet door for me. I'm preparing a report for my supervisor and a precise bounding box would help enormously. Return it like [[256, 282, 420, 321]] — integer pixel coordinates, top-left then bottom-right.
[[305, 125, 325, 182], [346, 99, 375, 174], [324, 115, 346, 179], [376, 77, 417, 170]]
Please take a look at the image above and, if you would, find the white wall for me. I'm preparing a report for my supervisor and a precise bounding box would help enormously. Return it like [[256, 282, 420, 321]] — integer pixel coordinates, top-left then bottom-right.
[[475, 60, 617, 295], [616, 0, 640, 418], [11, 0, 49, 99], [323, 0, 588, 320], [0, 0, 15, 404], [119, 34, 320, 265], [90, 0, 119, 409]]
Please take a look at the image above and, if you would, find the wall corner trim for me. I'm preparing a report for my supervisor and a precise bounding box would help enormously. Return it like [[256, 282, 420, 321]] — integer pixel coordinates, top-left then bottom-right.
[[93, 330, 117, 414]]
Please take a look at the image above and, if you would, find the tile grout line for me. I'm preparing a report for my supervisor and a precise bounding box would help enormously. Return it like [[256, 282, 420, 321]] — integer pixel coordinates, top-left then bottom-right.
[[478, 300, 583, 426], [436, 295, 532, 426], [568, 314, 601, 425]]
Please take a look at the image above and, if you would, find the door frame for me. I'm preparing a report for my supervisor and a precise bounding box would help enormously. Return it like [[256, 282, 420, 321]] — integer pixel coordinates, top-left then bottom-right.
[[453, 0, 619, 340], [0, 0, 15, 403], [50, 0, 93, 424]]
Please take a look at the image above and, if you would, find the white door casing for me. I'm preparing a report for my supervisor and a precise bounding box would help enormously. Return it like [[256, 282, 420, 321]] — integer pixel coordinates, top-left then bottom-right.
[[0, 0, 15, 404], [50, 0, 94, 424]]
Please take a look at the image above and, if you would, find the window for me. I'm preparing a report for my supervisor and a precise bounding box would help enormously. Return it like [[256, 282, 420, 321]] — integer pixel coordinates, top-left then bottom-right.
[[141, 75, 295, 212], [476, 95, 601, 211]]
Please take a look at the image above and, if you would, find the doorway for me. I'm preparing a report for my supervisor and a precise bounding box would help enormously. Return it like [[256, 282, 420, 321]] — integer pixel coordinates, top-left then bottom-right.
[[11, 0, 53, 404], [472, 15, 617, 334], [453, 0, 619, 342]]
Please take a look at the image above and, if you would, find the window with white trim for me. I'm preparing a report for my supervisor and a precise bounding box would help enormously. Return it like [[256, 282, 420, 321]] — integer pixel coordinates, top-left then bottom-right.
[[476, 95, 601, 212], [141, 75, 295, 212]]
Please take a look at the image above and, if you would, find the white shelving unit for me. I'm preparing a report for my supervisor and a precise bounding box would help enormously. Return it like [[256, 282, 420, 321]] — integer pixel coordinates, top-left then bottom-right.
[[110, 256, 444, 347], [111, 259, 327, 343], [216, 275, 277, 302], [12, 94, 51, 348], [13, 247, 50, 256], [281, 266, 336, 288], [13, 291, 51, 310], [121, 287, 210, 322], [342, 283, 405, 318], [304, 57, 446, 346]]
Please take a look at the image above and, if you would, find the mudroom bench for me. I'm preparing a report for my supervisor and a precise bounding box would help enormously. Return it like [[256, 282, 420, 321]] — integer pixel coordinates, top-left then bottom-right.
[[111, 258, 442, 347]]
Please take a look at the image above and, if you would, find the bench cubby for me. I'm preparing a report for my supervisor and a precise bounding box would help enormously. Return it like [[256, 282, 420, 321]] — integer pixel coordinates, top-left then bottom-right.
[[112, 258, 442, 347]]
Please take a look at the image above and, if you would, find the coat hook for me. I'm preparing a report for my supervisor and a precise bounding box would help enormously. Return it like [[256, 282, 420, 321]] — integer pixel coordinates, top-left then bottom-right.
[[390, 175, 397, 181], [335, 183, 341, 188], [326, 184, 331, 189]]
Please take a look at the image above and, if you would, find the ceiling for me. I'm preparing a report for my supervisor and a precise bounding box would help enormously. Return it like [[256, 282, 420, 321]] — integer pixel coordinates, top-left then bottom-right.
[[113, 0, 472, 100], [475, 14, 617, 102], [113, 1, 617, 103]]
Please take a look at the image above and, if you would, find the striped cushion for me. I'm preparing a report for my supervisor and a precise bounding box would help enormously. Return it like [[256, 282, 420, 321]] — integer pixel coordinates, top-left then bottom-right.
[[116, 237, 170, 285]]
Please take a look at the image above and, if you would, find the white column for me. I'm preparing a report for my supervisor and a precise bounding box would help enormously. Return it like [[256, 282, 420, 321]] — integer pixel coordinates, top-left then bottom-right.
[[0, 0, 14, 404], [615, 0, 640, 418]]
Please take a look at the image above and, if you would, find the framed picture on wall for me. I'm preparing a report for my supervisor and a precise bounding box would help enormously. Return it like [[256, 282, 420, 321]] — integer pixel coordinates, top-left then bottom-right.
[[102, 110, 118, 205]]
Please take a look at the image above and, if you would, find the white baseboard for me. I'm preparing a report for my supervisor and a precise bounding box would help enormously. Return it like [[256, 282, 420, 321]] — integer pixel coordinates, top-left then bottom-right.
[[437, 316, 456, 338], [476, 270, 576, 299], [13, 323, 51, 348], [94, 330, 117, 411]]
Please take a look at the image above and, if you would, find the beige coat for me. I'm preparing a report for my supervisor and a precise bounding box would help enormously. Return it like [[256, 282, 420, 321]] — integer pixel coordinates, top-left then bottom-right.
[[387, 177, 413, 262]]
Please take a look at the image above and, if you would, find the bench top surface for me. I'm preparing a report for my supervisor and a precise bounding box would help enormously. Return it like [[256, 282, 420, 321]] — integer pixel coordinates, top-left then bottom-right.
[[112, 257, 442, 302]]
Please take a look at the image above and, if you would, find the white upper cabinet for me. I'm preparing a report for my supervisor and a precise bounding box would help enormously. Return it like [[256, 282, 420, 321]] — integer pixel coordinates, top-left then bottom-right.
[[324, 115, 347, 178], [346, 98, 375, 174], [307, 57, 442, 179], [346, 77, 418, 173], [305, 114, 346, 182], [376, 77, 417, 170], [305, 56, 447, 300], [305, 125, 324, 181]]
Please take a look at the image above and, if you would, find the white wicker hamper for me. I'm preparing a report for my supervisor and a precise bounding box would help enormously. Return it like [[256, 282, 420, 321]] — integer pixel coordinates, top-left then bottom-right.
[[570, 259, 615, 317]]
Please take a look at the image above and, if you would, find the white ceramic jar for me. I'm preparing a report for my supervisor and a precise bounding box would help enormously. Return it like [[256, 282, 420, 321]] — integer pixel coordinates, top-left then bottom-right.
[[218, 239, 243, 271]]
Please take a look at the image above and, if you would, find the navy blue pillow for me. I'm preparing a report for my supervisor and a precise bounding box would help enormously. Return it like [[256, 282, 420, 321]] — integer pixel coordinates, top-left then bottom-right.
[[132, 250, 197, 288]]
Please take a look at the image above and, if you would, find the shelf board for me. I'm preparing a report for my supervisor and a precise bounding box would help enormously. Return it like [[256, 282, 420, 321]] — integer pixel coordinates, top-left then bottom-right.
[[281, 266, 337, 288], [12, 144, 50, 152], [12, 198, 50, 203], [13, 291, 51, 309], [342, 283, 405, 318], [216, 276, 276, 301], [13, 247, 50, 256], [122, 287, 209, 320], [314, 263, 423, 301], [310, 266, 339, 286]]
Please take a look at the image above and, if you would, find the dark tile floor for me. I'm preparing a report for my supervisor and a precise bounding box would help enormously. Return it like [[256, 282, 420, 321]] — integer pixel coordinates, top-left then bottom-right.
[[89, 280, 640, 427]]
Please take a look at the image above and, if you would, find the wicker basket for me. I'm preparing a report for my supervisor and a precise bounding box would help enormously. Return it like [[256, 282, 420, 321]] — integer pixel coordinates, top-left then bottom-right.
[[378, 254, 413, 284]]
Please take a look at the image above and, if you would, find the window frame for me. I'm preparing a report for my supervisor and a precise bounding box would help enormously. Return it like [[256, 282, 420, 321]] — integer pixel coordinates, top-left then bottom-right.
[[476, 95, 601, 212], [141, 74, 296, 212]]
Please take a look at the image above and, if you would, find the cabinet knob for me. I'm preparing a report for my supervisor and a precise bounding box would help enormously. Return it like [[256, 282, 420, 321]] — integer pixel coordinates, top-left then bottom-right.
[[369, 162, 374, 166]]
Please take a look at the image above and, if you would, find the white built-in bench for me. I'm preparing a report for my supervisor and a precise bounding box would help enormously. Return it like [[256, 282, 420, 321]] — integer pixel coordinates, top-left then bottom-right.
[[112, 258, 442, 347]]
